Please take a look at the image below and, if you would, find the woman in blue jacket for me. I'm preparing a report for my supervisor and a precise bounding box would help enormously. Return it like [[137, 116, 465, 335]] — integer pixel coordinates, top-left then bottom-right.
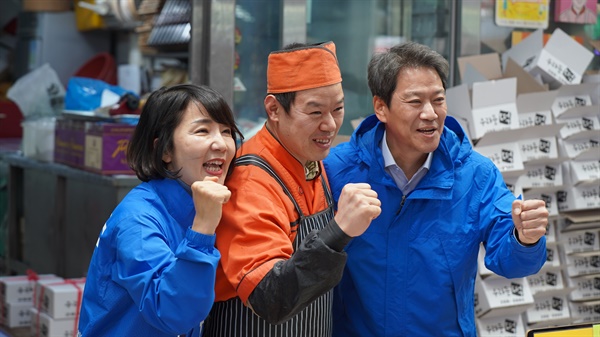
[[323, 42, 549, 337], [78, 84, 243, 337]]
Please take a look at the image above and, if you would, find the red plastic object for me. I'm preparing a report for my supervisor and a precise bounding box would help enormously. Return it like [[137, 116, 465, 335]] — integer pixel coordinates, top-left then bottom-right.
[[0, 101, 23, 138], [73, 52, 117, 85]]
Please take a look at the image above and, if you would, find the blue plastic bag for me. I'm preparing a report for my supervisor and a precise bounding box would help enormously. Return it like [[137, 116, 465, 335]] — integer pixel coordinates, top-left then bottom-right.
[[64, 77, 134, 111]]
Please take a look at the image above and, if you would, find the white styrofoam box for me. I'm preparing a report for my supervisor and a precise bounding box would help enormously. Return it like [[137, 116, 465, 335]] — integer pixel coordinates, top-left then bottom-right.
[[564, 253, 600, 277], [523, 187, 560, 218], [557, 228, 600, 255], [551, 82, 598, 118], [557, 130, 599, 160], [0, 274, 60, 305], [523, 292, 571, 325], [520, 161, 563, 189], [568, 274, 600, 302], [30, 308, 76, 337], [529, 28, 594, 88], [1, 301, 32, 328], [569, 300, 600, 323], [569, 159, 600, 185], [526, 267, 565, 296], [557, 181, 600, 212], [474, 274, 534, 319], [476, 314, 525, 337], [40, 279, 85, 320]]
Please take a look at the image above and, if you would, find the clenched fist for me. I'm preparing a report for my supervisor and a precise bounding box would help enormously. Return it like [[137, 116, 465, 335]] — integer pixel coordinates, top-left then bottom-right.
[[191, 176, 231, 235], [334, 183, 381, 237], [512, 199, 549, 245]]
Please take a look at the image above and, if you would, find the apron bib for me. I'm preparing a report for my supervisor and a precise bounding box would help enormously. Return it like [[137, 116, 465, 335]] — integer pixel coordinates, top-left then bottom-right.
[[204, 154, 334, 337]]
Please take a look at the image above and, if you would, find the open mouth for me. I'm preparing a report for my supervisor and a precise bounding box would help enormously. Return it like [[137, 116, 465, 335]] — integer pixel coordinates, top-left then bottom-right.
[[418, 127, 437, 135], [204, 159, 224, 173]]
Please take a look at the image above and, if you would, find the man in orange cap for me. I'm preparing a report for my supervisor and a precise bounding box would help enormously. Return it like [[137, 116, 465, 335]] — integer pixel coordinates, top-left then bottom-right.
[[202, 42, 382, 337]]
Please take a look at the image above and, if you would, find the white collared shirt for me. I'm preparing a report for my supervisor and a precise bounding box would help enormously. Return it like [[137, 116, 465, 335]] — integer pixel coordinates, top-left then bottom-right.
[[381, 130, 432, 195]]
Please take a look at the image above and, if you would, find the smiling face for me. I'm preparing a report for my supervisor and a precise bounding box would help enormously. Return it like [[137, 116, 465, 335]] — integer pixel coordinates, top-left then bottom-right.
[[266, 83, 344, 165], [374, 66, 447, 168], [161, 102, 236, 186]]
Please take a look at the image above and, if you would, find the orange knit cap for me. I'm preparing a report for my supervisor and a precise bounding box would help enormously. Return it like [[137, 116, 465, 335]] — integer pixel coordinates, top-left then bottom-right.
[[267, 41, 342, 94]]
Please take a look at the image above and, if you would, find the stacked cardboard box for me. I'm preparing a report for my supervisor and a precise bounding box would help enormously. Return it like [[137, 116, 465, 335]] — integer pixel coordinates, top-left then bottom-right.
[[450, 27, 598, 333], [0, 274, 62, 329], [29, 278, 86, 337]]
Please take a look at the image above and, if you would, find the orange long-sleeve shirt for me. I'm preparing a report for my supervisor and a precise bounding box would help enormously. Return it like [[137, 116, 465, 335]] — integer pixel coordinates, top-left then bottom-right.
[[214, 125, 330, 303]]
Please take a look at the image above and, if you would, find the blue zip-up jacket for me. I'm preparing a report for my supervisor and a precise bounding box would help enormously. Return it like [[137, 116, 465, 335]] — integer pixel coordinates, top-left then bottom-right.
[[323, 115, 546, 337], [78, 178, 220, 337]]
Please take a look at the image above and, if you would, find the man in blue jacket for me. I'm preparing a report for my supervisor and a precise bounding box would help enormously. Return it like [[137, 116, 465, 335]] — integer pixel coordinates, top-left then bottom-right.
[[323, 42, 549, 337]]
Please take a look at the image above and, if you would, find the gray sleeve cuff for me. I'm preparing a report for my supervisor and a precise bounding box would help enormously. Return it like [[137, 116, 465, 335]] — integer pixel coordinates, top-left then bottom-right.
[[319, 218, 352, 252]]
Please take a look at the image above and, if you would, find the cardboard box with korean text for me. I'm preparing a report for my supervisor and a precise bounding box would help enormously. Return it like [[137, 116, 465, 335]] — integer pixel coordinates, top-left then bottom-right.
[[556, 163, 600, 212], [471, 78, 520, 141], [569, 159, 600, 186], [474, 274, 534, 319], [558, 210, 600, 232], [476, 314, 525, 337], [569, 300, 600, 323], [523, 291, 572, 326], [40, 279, 85, 320], [526, 267, 565, 296], [516, 90, 560, 158], [557, 129, 599, 161], [528, 28, 594, 89], [501, 29, 544, 74], [551, 83, 599, 119], [557, 228, 600, 255], [520, 160, 564, 190], [568, 274, 600, 302], [473, 129, 525, 173], [556, 105, 600, 140], [563, 253, 600, 278]]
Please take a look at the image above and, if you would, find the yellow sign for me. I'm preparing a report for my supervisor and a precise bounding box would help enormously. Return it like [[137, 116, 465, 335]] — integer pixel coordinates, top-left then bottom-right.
[[495, 0, 550, 29]]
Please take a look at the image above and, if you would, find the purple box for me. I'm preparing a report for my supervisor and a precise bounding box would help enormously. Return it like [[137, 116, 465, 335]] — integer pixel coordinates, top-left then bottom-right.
[[84, 122, 135, 175], [54, 118, 85, 169]]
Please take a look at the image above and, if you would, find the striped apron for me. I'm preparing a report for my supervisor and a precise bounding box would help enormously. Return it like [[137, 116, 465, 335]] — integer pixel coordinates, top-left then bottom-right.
[[203, 154, 334, 337]]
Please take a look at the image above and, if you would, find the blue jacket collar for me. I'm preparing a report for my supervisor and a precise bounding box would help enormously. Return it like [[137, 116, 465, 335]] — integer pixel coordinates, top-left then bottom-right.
[[350, 114, 472, 198]]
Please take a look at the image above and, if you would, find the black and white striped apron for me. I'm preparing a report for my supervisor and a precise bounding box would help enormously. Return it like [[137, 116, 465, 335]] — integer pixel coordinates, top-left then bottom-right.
[[203, 154, 335, 337]]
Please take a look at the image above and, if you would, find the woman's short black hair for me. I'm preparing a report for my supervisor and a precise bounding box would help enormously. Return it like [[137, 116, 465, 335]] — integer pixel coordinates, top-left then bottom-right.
[[127, 84, 243, 182]]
